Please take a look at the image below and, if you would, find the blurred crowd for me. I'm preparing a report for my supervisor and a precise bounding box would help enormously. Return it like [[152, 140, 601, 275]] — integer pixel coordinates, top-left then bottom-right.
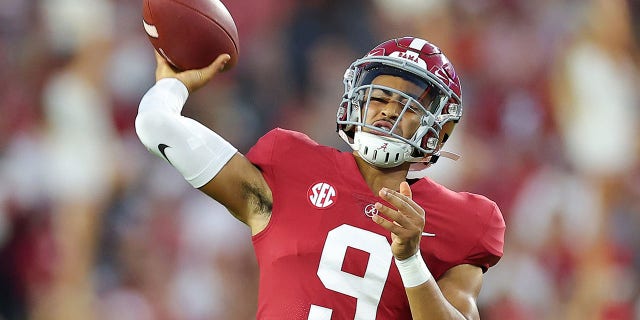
[[1, 0, 639, 319]]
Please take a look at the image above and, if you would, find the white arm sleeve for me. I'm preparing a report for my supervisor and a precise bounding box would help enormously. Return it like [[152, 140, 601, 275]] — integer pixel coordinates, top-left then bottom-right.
[[135, 78, 237, 188]]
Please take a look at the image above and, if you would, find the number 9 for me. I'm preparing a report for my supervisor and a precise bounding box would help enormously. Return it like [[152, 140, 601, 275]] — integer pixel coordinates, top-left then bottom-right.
[[308, 224, 393, 319]]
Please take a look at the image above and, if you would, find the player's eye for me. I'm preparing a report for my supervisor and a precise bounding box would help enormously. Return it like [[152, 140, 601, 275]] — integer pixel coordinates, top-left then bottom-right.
[[404, 100, 428, 117], [369, 91, 391, 103], [370, 96, 389, 104], [406, 103, 419, 114]]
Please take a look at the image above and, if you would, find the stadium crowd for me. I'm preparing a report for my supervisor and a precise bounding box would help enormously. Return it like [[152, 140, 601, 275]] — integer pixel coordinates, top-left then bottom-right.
[[0, 0, 638, 319]]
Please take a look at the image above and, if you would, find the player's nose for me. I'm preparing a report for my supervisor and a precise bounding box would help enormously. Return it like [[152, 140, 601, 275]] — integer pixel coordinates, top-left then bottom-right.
[[380, 101, 402, 120]]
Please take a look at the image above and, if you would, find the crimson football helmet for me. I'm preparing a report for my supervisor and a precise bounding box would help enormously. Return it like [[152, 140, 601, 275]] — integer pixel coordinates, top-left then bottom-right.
[[337, 37, 462, 177]]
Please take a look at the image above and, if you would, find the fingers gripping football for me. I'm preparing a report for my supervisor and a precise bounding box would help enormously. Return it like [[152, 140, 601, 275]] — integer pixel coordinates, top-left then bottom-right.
[[372, 181, 425, 261], [154, 52, 231, 93]]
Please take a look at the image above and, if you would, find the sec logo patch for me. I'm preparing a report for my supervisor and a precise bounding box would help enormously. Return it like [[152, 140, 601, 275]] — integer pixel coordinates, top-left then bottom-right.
[[308, 182, 337, 209]]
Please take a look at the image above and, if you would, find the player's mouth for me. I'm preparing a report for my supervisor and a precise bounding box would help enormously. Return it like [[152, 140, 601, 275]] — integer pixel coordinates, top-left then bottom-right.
[[370, 120, 400, 137]]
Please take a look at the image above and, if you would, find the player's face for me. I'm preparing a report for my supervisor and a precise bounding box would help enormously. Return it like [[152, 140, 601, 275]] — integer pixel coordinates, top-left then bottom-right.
[[362, 75, 431, 140]]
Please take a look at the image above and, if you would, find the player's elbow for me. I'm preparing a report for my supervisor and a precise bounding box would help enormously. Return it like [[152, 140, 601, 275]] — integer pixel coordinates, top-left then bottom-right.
[[135, 111, 171, 151]]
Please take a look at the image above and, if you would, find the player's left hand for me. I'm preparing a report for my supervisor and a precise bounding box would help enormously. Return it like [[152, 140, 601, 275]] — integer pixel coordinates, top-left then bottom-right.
[[372, 181, 425, 261]]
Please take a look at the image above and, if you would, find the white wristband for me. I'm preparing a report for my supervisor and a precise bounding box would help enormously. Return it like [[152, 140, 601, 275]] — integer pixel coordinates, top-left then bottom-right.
[[395, 251, 432, 288]]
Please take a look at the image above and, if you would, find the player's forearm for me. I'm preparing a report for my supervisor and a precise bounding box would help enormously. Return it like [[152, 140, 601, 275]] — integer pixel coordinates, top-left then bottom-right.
[[135, 78, 237, 188], [396, 253, 477, 320], [406, 283, 475, 320]]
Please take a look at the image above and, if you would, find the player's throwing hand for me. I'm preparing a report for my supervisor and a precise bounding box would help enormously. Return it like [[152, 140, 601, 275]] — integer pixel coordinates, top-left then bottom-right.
[[154, 52, 230, 93]]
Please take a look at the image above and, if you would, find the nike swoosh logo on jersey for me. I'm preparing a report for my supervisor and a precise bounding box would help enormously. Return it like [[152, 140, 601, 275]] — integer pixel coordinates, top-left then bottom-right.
[[422, 232, 436, 237], [158, 144, 172, 164]]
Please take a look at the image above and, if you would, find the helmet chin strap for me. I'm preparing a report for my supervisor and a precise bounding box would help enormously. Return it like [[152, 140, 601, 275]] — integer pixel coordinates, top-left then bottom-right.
[[339, 130, 462, 178], [437, 150, 461, 161], [341, 131, 412, 168]]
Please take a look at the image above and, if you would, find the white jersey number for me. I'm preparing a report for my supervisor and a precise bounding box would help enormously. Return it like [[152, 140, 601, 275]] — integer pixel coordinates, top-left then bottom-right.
[[308, 224, 393, 320]]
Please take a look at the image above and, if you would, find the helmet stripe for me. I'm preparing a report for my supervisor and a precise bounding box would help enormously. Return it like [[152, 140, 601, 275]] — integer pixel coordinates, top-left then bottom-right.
[[408, 38, 428, 51]]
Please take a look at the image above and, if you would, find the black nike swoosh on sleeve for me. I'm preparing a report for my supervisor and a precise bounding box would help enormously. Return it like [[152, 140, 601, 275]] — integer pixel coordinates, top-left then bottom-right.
[[158, 144, 172, 164]]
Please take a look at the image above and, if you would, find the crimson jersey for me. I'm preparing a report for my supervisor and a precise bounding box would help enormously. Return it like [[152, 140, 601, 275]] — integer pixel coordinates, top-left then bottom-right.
[[246, 129, 505, 320]]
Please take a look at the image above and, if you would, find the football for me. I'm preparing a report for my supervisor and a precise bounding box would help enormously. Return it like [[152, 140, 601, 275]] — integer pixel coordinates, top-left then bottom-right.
[[142, 0, 239, 71]]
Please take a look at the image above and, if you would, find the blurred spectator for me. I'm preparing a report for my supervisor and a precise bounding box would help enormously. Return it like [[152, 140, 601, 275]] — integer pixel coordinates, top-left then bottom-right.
[[551, 0, 639, 180], [548, 0, 640, 318]]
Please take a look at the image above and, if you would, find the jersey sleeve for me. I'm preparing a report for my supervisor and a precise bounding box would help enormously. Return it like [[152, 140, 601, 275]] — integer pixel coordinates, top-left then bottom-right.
[[462, 201, 505, 271], [246, 128, 321, 179], [246, 129, 278, 175]]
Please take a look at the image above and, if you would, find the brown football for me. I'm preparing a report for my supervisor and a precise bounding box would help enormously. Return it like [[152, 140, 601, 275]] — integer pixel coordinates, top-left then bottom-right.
[[142, 0, 239, 71]]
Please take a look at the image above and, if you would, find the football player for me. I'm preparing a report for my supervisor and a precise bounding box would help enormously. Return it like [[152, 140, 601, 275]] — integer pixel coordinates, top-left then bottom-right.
[[136, 37, 505, 319]]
